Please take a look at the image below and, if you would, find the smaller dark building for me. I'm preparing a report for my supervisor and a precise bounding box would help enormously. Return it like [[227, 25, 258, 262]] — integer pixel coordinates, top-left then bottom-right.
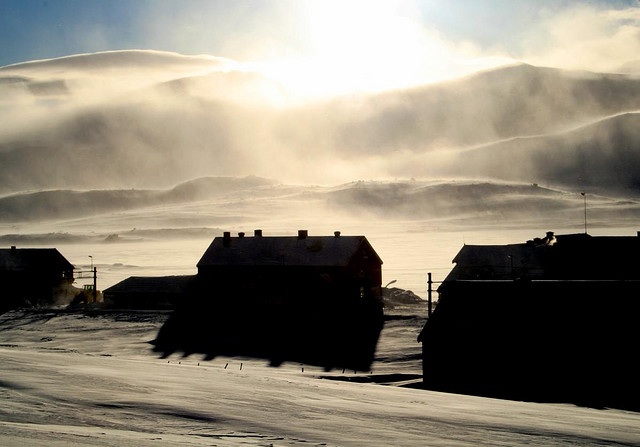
[[419, 231, 640, 411], [0, 246, 75, 312], [103, 275, 196, 310], [153, 229, 385, 371]]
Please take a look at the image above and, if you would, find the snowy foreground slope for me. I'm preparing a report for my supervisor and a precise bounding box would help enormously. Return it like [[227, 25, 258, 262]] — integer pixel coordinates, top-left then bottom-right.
[[1, 309, 639, 447]]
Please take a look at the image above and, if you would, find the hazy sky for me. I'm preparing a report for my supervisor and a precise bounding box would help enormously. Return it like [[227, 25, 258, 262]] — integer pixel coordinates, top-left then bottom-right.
[[1, 0, 639, 190], [2, 0, 639, 94]]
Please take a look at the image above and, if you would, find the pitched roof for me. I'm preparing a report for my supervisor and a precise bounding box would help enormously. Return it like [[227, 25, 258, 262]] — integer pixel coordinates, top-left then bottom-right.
[[0, 247, 74, 272], [197, 232, 382, 268], [103, 275, 196, 294], [444, 232, 640, 281]]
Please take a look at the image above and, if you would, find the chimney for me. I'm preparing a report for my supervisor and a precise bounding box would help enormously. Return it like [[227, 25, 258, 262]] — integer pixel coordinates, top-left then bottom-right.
[[11, 245, 16, 251], [223, 231, 231, 247], [238, 232, 245, 238], [254, 229, 263, 237], [298, 230, 308, 239], [334, 231, 341, 238]]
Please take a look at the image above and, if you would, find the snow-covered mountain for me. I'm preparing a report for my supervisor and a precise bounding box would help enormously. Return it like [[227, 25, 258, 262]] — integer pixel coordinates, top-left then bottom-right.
[[1, 50, 639, 194], [3, 176, 640, 235]]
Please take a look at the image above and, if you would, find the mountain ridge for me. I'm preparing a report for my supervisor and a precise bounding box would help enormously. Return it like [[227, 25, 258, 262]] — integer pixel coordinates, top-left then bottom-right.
[[0, 51, 639, 195], [2, 176, 639, 232]]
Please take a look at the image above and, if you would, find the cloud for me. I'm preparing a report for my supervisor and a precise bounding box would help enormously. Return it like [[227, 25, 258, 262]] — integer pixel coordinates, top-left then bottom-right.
[[0, 50, 245, 139], [522, 4, 640, 72]]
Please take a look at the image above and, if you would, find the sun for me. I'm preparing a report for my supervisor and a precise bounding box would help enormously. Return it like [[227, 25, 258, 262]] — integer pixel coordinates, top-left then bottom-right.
[[253, 0, 462, 100], [248, 0, 514, 103]]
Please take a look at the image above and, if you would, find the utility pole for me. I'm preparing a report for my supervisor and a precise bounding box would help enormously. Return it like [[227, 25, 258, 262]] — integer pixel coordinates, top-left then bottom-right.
[[581, 192, 587, 234], [427, 272, 433, 318], [93, 266, 97, 302], [88, 255, 97, 302]]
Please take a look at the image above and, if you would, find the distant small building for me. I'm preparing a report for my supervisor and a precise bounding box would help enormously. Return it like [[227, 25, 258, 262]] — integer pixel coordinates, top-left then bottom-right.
[[152, 229, 385, 371], [103, 275, 196, 310], [0, 246, 75, 312], [418, 231, 640, 411]]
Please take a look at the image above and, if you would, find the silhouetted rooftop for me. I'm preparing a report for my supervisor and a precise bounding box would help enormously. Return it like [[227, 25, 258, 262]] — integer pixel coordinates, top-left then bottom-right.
[[103, 275, 196, 295], [444, 232, 640, 281], [0, 247, 74, 272], [197, 231, 382, 268]]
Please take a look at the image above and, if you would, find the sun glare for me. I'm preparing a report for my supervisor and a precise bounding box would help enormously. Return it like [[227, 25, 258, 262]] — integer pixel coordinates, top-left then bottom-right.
[[253, 0, 495, 101]]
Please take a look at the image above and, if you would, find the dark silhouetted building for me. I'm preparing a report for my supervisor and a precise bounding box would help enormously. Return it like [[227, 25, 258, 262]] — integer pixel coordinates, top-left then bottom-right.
[[148, 230, 384, 371], [0, 246, 75, 312], [418, 231, 640, 411], [103, 275, 196, 310]]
